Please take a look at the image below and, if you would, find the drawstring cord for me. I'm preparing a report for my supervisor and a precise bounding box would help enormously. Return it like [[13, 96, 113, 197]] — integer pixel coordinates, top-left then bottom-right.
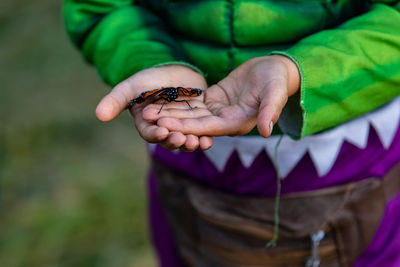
[[266, 134, 284, 247]]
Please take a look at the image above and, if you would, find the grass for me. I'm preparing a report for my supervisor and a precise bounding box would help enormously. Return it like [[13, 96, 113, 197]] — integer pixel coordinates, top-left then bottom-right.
[[1, 0, 155, 266]]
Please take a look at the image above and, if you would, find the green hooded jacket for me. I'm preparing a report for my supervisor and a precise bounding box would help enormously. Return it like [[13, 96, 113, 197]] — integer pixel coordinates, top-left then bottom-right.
[[63, 0, 400, 138]]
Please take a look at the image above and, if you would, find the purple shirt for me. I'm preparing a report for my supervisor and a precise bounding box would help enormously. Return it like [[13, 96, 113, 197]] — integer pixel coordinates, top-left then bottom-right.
[[147, 125, 400, 267]]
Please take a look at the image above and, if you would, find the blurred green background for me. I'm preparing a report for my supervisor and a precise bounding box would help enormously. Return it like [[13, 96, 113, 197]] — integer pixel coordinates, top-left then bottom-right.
[[1, 0, 156, 266]]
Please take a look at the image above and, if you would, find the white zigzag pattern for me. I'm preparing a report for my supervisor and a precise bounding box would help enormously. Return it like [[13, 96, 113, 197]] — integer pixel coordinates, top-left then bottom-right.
[[148, 97, 400, 178]]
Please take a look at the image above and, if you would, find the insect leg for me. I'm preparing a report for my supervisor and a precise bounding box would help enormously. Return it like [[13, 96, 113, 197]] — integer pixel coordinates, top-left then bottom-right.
[[158, 101, 169, 114], [158, 95, 170, 114], [174, 99, 193, 110]]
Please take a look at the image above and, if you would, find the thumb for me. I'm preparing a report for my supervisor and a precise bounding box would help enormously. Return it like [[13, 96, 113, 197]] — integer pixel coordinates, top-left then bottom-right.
[[96, 81, 133, 122]]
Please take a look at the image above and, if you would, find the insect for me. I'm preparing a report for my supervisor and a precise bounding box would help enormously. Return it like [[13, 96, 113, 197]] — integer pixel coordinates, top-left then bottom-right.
[[127, 87, 203, 113]]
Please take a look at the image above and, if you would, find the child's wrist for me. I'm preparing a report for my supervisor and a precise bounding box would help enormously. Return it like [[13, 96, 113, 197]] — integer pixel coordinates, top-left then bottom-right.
[[271, 55, 301, 96]]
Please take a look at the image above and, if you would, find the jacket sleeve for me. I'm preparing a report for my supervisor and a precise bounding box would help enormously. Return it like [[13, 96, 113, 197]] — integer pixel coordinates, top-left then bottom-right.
[[274, 1, 400, 139], [63, 0, 199, 86]]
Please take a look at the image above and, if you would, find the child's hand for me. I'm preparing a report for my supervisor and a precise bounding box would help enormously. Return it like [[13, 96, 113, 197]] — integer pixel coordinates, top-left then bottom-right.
[[95, 65, 212, 151], [144, 55, 300, 138]]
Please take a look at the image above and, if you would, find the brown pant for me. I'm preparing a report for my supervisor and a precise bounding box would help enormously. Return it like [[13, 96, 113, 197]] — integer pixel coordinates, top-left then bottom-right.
[[154, 161, 400, 267]]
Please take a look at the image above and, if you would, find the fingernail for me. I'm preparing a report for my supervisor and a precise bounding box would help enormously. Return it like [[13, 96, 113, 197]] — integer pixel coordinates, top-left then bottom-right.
[[269, 121, 274, 135]]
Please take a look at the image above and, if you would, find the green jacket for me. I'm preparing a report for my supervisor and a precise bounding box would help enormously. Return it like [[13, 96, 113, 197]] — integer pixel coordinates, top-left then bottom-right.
[[63, 0, 400, 138]]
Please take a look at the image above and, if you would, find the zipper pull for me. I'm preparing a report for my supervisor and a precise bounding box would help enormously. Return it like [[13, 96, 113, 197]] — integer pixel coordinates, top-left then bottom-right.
[[306, 230, 325, 267]]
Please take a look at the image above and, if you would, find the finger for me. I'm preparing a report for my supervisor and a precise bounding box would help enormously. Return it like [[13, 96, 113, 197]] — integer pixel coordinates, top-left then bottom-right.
[[131, 108, 169, 142], [180, 135, 200, 152], [143, 105, 212, 121], [96, 81, 134, 122], [144, 99, 206, 111], [157, 114, 254, 137], [257, 79, 288, 137], [160, 132, 187, 150], [199, 136, 213, 150]]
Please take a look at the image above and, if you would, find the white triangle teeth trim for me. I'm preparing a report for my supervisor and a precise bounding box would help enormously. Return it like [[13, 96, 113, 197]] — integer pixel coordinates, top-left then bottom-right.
[[342, 118, 370, 149], [366, 99, 400, 149], [264, 135, 281, 160], [265, 135, 309, 178], [235, 137, 266, 168], [308, 136, 344, 177], [151, 97, 400, 178], [203, 137, 236, 171]]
